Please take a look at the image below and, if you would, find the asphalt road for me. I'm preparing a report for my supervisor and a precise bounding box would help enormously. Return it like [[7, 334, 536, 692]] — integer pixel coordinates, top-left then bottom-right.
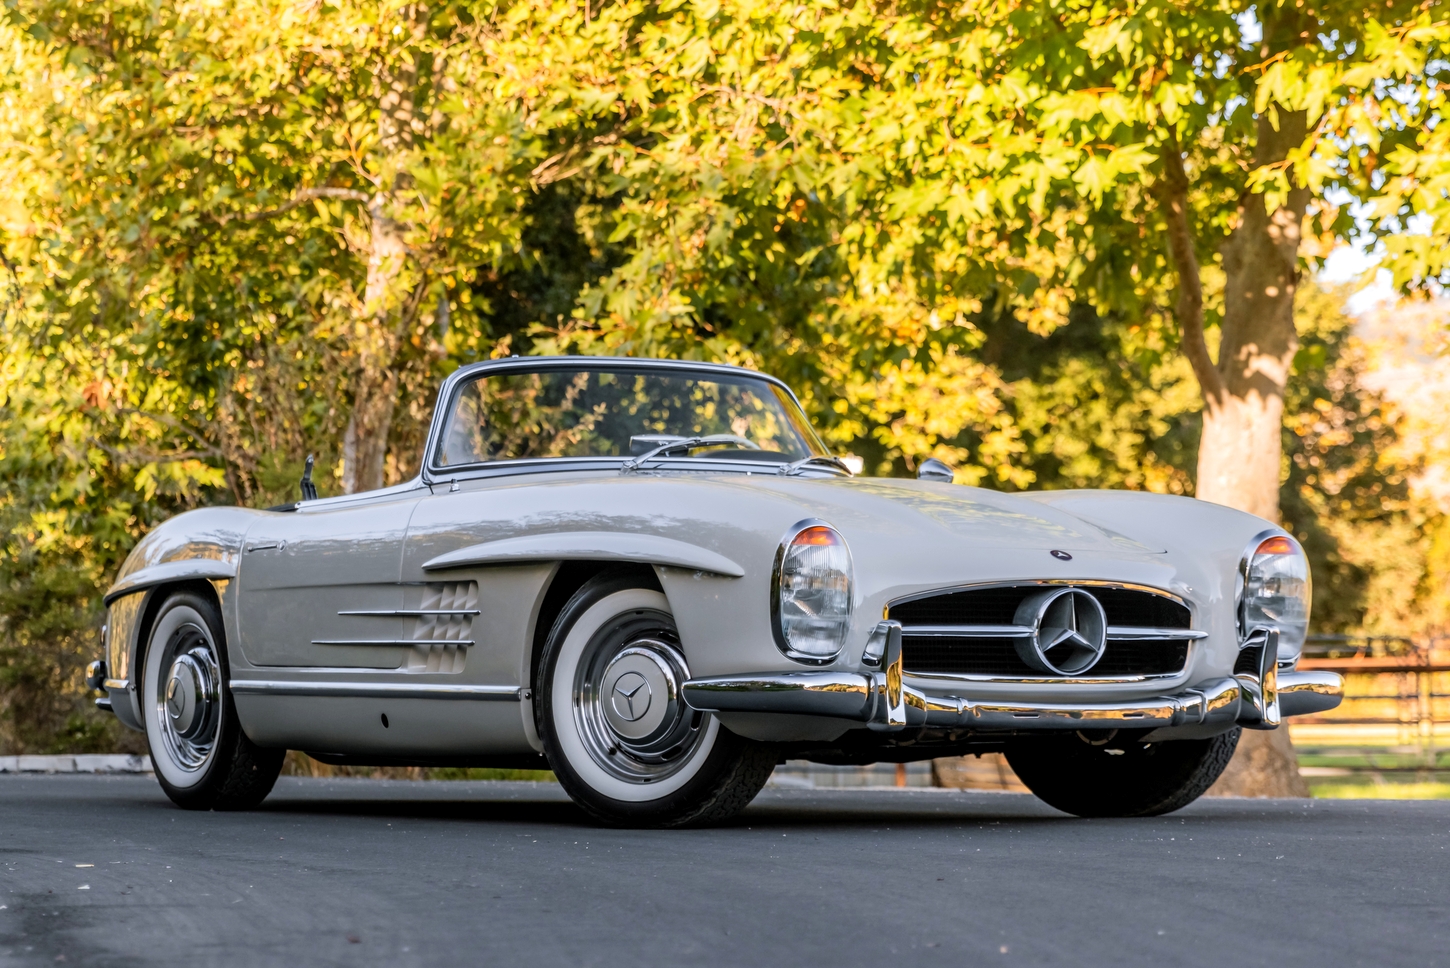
[[1, 775, 1445, 968]]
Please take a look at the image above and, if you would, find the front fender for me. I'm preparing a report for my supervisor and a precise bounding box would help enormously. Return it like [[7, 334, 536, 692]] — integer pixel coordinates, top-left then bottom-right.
[[421, 530, 745, 578], [103, 558, 238, 606]]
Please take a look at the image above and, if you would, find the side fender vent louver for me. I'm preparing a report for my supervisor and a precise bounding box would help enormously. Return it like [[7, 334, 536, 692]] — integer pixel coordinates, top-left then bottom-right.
[[407, 582, 479, 674]]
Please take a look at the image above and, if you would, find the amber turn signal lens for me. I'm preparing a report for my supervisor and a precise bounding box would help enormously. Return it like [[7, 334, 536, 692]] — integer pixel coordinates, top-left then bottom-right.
[[1256, 535, 1296, 556], [792, 526, 843, 547]]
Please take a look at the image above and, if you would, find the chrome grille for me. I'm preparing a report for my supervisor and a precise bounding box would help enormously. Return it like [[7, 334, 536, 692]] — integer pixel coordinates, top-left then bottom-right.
[[887, 583, 1197, 679]]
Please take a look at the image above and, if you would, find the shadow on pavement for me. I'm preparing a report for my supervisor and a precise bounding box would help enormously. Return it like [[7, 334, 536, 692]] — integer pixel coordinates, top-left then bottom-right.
[[253, 780, 1076, 828]]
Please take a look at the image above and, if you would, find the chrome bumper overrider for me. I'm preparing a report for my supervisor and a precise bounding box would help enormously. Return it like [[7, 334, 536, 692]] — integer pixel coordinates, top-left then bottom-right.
[[682, 623, 1344, 733]]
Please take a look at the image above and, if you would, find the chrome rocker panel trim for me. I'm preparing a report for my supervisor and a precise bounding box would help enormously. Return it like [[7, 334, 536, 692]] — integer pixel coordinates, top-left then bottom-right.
[[228, 680, 523, 701], [682, 623, 1343, 732]]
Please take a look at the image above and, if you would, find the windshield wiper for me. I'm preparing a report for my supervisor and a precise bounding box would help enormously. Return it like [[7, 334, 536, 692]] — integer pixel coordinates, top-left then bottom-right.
[[619, 434, 759, 474], [777, 455, 853, 477]]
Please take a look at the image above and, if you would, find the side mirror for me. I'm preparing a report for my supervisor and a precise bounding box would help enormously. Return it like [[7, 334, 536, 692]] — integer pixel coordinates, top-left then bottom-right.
[[299, 454, 318, 502], [916, 457, 955, 483]]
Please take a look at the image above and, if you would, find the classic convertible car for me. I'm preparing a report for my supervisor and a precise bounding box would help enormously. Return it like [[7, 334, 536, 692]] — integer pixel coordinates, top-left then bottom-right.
[[92, 356, 1343, 825]]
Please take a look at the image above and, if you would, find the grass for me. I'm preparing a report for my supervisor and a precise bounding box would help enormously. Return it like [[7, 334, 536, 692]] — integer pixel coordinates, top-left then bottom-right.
[[1307, 776, 1450, 800], [423, 767, 556, 782]]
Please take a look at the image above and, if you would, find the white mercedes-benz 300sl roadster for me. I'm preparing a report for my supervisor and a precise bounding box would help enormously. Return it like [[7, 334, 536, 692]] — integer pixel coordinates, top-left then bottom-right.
[[92, 356, 1342, 825]]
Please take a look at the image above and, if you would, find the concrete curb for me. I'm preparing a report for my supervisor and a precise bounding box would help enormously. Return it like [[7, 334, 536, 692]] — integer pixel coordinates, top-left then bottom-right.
[[0, 754, 152, 774]]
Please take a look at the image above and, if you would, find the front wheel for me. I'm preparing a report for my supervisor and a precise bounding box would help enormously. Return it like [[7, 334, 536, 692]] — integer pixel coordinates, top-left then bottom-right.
[[536, 575, 776, 827], [141, 590, 284, 810], [1005, 728, 1241, 818]]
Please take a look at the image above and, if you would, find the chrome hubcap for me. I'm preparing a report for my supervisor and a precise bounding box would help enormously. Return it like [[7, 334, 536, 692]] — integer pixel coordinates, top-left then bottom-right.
[[155, 628, 221, 772], [574, 613, 706, 783]]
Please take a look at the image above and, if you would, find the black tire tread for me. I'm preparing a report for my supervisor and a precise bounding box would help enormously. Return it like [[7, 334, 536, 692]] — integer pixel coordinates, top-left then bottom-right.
[[1145, 728, 1240, 816], [657, 741, 778, 829], [208, 726, 286, 811], [1006, 728, 1241, 818]]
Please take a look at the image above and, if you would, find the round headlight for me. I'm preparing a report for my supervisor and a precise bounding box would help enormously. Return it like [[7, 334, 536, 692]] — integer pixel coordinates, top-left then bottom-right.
[[1239, 533, 1311, 659], [772, 521, 853, 663]]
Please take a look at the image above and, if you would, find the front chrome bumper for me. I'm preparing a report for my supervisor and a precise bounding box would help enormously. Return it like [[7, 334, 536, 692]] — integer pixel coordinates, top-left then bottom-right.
[[682, 623, 1344, 733]]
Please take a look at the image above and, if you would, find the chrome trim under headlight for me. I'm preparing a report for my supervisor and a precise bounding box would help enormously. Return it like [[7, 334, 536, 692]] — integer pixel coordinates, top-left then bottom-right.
[[770, 519, 853, 664]]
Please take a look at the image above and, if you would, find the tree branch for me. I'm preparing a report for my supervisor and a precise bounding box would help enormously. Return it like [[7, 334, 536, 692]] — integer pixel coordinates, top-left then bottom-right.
[[218, 187, 372, 225], [1160, 130, 1224, 403], [531, 132, 621, 186]]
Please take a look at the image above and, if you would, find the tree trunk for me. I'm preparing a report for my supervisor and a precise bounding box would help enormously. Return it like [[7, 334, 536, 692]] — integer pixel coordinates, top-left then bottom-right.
[[1208, 729, 1309, 798], [1196, 109, 1310, 521], [341, 25, 422, 494], [1162, 104, 1313, 797], [341, 201, 407, 494]]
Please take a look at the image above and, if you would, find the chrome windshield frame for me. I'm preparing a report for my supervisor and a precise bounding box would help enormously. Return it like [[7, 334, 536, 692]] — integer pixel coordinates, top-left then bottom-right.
[[419, 356, 828, 486]]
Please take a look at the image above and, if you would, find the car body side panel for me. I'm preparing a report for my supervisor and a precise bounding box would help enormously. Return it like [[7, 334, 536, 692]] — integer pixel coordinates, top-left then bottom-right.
[[234, 696, 535, 757], [235, 490, 423, 668], [227, 549, 553, 755]]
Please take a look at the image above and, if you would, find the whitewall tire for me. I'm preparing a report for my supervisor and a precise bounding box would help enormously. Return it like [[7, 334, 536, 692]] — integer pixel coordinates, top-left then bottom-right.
[[536, 574, 777, 827], [141, 590, 284, 810]]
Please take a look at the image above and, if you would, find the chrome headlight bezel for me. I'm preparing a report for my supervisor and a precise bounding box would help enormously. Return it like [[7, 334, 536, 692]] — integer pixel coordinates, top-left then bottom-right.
[[770, 518, 854, 665], [1237, 528, 1312, 662]]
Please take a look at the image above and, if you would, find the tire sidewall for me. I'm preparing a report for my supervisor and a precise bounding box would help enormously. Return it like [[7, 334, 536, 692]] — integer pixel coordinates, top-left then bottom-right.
[[538, 580, 749, 823], [142, 591, 231, 803]]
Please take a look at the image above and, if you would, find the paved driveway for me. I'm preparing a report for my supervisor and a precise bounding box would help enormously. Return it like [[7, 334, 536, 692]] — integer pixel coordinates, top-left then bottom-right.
[[1, 775, 1444, 967]]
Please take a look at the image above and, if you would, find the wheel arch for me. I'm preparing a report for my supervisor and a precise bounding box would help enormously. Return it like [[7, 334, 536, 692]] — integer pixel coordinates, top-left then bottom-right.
[[128, 579, 229, 721], [525, 561, 665, 692]]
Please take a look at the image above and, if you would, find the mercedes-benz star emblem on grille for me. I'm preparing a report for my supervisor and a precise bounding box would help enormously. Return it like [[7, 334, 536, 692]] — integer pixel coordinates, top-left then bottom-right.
[[610, 672, 652, 722], [1011, 587, 1108, 675]]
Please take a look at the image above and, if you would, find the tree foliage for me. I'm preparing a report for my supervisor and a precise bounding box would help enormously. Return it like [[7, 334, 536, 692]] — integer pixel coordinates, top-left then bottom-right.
[[2, 0, 1447, 751]]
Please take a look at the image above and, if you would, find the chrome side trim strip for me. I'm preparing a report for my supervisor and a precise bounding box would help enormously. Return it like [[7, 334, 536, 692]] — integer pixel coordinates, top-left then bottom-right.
[[229, 681, 522, 701], [310, 639, 475, 647], [337, 609, 482, 617], [898, 624, 1207, 641]]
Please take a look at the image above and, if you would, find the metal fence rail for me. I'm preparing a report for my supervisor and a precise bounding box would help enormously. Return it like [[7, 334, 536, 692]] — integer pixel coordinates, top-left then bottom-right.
[[1290, 635, 1450, 791]]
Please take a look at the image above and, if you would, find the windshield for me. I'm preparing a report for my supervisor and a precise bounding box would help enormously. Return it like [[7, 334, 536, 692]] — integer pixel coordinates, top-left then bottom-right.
[[434, 366, 829, 468]]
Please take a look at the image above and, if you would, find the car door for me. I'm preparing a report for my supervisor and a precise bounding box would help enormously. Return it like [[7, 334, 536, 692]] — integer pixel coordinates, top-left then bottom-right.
[[236, 485, 426, 669], [400, 479, 562, 691]]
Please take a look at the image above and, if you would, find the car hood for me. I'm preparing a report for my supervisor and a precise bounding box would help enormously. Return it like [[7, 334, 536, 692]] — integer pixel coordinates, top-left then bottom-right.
[[720, 475, 1166, 558]]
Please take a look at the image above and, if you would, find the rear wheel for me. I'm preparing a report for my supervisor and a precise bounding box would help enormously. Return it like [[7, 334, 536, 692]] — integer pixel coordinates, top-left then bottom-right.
[[536, 574, 776, 827], [1006, 728, 1240, 818], [141, 590, 284, 810]]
